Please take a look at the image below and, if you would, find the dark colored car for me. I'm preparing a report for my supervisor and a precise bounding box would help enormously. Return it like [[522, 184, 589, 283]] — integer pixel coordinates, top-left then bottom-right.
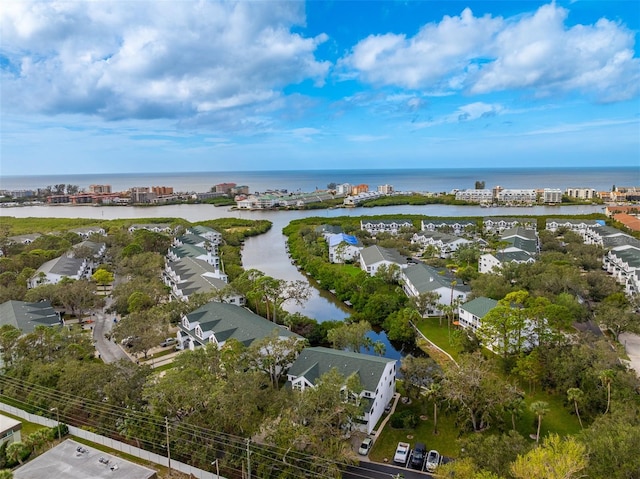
[[411, 442, 426, 469]]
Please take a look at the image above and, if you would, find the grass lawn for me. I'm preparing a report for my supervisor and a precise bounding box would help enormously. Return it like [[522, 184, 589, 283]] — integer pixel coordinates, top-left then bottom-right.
[[415, 317, 462, 363], [370, 398, 461, 462]]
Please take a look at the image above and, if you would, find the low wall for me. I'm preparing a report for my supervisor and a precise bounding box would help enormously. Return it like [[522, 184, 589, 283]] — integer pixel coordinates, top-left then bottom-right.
[[0, 402, 222, 479]]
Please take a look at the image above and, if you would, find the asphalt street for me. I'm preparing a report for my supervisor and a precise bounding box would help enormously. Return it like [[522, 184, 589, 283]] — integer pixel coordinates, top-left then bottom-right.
[[344, 461, 434, 479], [92, 299, 129, 363]]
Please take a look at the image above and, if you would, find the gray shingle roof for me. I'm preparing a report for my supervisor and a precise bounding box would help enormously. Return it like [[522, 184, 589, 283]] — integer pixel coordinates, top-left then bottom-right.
[[169, 244, 207, 259], [288, 347, 395, 392], [180, 302, 300, 348], [403, 263, 470, 294], [360, 246, 407, 267], [0, 300, 61, 333]]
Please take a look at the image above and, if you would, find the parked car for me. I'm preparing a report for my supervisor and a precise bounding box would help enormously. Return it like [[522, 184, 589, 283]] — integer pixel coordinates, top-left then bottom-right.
[[425, 449, 440, 472], [358, 437, 373, 456], [160, 337, 176, 347], [393, 442, 410, 465], [411, 442, 426, 469]]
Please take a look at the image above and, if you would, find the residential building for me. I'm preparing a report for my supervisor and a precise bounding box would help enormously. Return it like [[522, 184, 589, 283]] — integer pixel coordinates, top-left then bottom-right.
[[128, 223, 173, 234], [214, 183, 237, 194], [359, 246, 408, 275], [287, 347, 397, 434], [352, 184, 369, 194], [164, 257, 240, 304], [613, 213, 640, 232], [0, 415, 22, 446], [360, 219, 414, 235], [479, 250, 536, 274], [129, 187, 156, 204], [457, 297, 498, 332], [542, 188, 562, 204], [28, 255, 93, 288], [47, 195, 70, 204], [177, 301, 301, 351], [377, 184, 394, 194], [501, 227, 539, 256], [343, 191, 383, 206], [420, 219, 477, 235], [400, 263, 470, 315], [566, 187, 597, 200], [545, 219, 604, 232], [69, 226, 106, 239], [7, 233, 41, 245], [186, 225, 223, 245], [328, 233, 363, 263], [483, 217, 536, 233], [167, 243, 222, 272], [603, 245, 640, 297], [496, 189, 537, 204], [0, 300, 62, 333], [582, 225, 640, 249], [455, 189, 494, 203], [151, 186, 173, 195], [336, 183, 352, 195], [88, 184, 112, 194], [411, 231, 472, 258]]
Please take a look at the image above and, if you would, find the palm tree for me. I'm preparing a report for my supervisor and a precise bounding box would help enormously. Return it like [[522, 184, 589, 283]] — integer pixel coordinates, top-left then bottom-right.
[[567, 388, 584, 429], [426, 382, 442, 435], [529, 400, 549, 444], [506, 396, 526, 432], [599, 369, 614, 414]]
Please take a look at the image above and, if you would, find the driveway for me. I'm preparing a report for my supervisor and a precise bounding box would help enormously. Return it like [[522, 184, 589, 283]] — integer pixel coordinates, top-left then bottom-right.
[[620, 332, 640, 377], [92, 299, 129, 363]]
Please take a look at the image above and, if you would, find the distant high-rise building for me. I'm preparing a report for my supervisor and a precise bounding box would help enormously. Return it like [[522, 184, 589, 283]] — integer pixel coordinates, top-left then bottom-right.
[[151, 186, 174, 195], [214, 183, 237, 194], [89, 184, 112, 194], [566, 187, 597, 199], [377, 184, 394, 194]]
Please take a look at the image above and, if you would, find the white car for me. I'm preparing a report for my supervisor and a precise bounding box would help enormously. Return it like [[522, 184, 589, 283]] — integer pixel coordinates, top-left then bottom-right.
[[425, 449, 440, 472], [358, 437, 373, 456], [393, 442, 410, 465]]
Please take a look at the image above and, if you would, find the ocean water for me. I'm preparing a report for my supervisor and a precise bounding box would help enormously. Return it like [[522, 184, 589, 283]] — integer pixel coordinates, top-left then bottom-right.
[[0, 166, 637, 194]]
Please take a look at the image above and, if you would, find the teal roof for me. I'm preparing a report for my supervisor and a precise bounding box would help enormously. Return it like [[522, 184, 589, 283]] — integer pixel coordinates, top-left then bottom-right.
[[288, 347, 395, 392], [460, 297, 498, 318], [170, 244, 207, 259]]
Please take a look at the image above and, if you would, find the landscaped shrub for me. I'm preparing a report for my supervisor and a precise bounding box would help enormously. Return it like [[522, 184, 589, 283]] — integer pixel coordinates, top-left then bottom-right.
[[390, 410, 418, 429]]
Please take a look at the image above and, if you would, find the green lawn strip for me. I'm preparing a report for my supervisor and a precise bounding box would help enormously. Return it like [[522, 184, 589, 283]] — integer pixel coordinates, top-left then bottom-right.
[[152, 363, 176, 373], [370, 398, 460, 462], [415, 317, 461, 363], [516, 389, 582, 439], [148, 349, 176, 360]]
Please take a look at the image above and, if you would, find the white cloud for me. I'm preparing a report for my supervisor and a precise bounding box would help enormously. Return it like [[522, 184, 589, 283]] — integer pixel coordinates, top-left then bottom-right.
[[0, 1, 330, 122], [340, 3, 639, 102], [339, 8, 501, 90]]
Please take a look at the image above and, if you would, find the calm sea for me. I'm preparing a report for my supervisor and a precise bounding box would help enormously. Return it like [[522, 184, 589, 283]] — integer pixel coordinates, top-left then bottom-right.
[[1, 167, 637, 194]]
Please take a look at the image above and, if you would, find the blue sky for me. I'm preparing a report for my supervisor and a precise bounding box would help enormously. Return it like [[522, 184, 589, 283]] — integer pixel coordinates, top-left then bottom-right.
[[1, 0, 639, 175]]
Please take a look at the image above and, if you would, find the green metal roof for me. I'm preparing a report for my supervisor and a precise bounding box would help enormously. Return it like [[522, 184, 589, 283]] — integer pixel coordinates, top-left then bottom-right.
[[288, 347, 395, 392], [459, 297, 498, 318]]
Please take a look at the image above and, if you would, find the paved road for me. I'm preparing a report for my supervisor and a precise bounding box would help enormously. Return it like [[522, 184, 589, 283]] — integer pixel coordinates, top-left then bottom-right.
[[344, 461, 434, 479], [92, 300, 129, 364], [620, 332, 640, 377]]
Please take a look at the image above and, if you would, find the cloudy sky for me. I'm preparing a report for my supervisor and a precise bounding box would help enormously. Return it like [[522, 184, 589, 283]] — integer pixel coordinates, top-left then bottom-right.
[[1, 0, 639, 176]]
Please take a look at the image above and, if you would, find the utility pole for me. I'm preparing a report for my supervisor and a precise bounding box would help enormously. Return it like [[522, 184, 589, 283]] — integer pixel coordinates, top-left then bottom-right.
[[165, 416, 171, 474], [246, 438, 251, 479], [50, 407, 61, 441]]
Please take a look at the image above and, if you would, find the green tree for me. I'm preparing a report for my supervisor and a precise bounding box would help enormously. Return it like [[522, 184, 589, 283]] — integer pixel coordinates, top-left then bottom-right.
[[400, 355, 439, 400], [247, 332, 307, 389], [566, 388, 584, 429], [92, 268, 114, 286], [326, 320, 374, 352], [5, 442, 28, 466], [598, 369, 614, 414], [529, 400, 549, 443], [510, 434, 587, 479], [410, 291, 440, 317], [383, 308, 419, 343]]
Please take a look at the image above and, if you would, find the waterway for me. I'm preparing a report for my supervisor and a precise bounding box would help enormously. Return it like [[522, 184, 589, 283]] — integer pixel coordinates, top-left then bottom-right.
[[1, 203, 604, 360]]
